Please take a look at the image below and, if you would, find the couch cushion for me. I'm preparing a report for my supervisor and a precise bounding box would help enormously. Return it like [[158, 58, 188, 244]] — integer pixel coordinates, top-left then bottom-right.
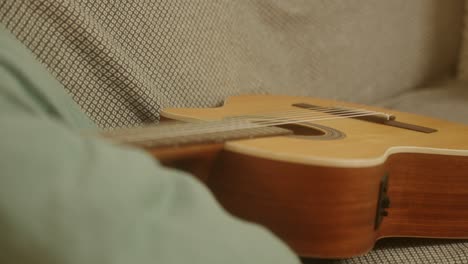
[[378, 80, 468, 124], [0, 0, 464, 128], [303, 238, 468, 264]]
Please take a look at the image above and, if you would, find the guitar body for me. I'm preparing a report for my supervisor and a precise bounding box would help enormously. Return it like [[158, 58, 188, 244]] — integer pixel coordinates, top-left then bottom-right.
[[157, 95, 468, 258]]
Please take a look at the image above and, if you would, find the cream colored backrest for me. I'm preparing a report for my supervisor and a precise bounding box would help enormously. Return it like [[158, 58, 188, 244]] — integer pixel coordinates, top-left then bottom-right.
[[0, 0, 464, 127]]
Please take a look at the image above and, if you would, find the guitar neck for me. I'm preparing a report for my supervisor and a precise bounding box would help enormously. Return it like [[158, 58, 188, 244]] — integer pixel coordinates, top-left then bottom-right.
[[99, 119, 292, 149]]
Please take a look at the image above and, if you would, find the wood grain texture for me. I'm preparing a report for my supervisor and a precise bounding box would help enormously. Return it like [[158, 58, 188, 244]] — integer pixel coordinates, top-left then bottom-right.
[[380, 153, 468, 238], [203, 151, 468, 258], [208, 150, 384, 258]]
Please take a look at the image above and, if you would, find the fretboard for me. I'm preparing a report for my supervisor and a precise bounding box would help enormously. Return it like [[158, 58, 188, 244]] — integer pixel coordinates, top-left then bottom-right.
[[99, 119, 292, 148]]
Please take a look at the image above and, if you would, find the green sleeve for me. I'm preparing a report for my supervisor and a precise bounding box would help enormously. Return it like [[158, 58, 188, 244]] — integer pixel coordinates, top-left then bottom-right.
[[0, 26, 299, 264]]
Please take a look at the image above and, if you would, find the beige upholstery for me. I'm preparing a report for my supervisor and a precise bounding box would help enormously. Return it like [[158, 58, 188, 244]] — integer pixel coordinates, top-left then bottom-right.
[[379, 80, 468, 124], [1, 0, 468, 263], [0, 0, 463, 127]]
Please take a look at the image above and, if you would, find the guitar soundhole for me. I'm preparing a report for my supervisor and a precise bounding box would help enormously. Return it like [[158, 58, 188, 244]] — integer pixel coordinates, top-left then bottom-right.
[[275, 123, 345, 140], [275, 124, 326, 136]]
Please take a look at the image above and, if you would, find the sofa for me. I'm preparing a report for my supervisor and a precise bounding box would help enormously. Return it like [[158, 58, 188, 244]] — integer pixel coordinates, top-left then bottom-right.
[[1, 0, 467, 263]]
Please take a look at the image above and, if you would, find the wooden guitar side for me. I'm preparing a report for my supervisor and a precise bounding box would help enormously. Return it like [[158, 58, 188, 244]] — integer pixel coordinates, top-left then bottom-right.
[[206, 151, 468, 258]]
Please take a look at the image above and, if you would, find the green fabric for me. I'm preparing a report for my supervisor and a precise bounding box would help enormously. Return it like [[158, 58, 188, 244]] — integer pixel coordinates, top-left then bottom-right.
[[0, 25, 298, 264]]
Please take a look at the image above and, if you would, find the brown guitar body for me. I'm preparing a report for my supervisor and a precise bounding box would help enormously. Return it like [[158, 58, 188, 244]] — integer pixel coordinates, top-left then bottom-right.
[[131, 95, 468, 258], [208, 151, 468, 258]]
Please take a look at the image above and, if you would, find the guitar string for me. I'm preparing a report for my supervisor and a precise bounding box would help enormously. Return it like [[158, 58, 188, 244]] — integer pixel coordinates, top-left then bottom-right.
[[247, 112, 379, 126], [111, 110, 386, 142], [153, 105, 385, 136], [208, 100, 384, 119], [107, 107, 381, 139], [161, 103, 381, 123], [111, 114, 380, 143], [245, 108, 381, 123], [236, 105, 373, 118], [161, 106, 388, 135], [110, 106, 391, 142]]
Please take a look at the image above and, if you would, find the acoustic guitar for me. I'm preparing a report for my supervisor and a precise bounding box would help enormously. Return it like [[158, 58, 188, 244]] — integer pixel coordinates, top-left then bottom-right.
[[101, 95, 468, 259]]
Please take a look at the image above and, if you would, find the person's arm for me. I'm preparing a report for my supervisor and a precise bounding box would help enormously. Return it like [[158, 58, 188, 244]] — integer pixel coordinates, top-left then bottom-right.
[[0, 26, 299, 264], [0, 111, 298, 264]]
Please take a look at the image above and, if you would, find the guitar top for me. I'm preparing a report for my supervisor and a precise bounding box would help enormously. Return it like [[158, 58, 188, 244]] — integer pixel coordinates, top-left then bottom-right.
[[160, 94, 468, 167]]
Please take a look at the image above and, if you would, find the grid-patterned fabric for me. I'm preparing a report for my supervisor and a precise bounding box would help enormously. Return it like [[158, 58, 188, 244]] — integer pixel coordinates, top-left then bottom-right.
[[0, 0, 463, 128], [1, 1, 468, 263], [302, 238, 468, 264]]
